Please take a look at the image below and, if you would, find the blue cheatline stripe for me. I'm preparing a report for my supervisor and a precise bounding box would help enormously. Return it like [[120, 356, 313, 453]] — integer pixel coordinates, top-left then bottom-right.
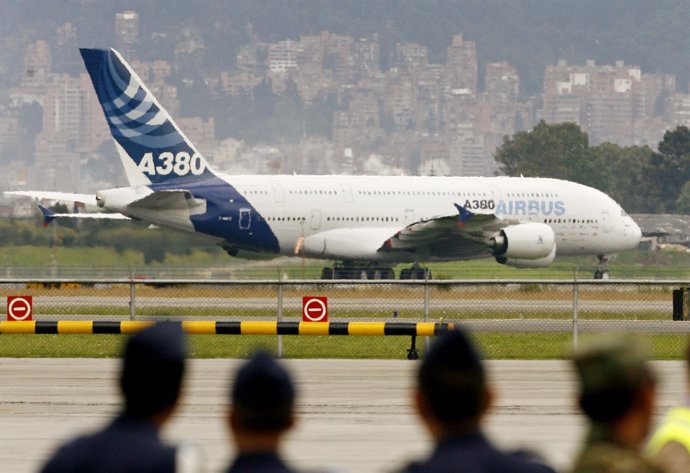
[[80, 47, 281, 252], [0, 321, 455, 335]]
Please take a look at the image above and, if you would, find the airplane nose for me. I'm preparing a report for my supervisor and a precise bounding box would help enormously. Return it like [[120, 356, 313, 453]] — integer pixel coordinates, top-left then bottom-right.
[[629, 218, 642, 247]]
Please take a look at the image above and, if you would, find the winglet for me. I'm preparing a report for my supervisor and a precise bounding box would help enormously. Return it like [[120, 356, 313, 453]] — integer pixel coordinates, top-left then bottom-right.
[[38, 205, 57, 227], [454, 203, 474, 227]]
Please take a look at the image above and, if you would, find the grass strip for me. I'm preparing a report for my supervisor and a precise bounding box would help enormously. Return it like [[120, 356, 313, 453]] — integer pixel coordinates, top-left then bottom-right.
[[0, 333, 685, 360]]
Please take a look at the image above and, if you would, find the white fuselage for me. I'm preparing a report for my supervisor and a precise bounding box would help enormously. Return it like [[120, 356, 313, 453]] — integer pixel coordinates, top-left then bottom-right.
[[102, 173, 641, 264], [219, 173, 640, 261]]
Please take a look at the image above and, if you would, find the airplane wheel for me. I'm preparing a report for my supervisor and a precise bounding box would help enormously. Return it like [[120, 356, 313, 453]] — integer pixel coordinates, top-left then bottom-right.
[[382, 268, 395, 279], [321, 267, 333, 280], [407, 350, 419, 360]]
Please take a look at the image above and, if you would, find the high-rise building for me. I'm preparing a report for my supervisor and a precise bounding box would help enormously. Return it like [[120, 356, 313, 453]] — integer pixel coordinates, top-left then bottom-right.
[[485, 61, 520, 102], [22, 40, 52, 89], [445, 35, 478, 95], [115, 10, 139, 58], [55, 23, 79, 74]]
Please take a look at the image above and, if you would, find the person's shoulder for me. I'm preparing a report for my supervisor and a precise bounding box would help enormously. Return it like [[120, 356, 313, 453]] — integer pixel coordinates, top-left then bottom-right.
[[573, 442, 664, 473], [505, 450, 557, 473], [393, 452, 554, 473], [40, 435, 99, 473]]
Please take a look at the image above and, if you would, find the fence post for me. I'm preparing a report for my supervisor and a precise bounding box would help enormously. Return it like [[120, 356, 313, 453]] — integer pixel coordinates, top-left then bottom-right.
[[277, 280, 284, 358], [572, 281, 579, 350], [129, 278, 136, 321], [424, 272, 431, 352]]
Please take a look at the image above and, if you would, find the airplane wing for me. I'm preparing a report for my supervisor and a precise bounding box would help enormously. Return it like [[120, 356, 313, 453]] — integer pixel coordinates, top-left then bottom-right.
[[301, 204, 519, 262], [380, 204, 518, 259]]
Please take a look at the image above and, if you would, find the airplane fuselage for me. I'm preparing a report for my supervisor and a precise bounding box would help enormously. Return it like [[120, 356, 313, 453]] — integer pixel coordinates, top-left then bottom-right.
[[103, 173, 641, 264]]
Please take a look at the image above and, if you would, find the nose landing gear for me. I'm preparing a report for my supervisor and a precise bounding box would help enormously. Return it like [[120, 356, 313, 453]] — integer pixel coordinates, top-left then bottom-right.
[[593, 255, 610, 279]]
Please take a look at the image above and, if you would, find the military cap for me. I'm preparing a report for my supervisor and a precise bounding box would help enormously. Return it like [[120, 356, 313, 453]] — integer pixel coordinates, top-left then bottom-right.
[[418, 328, 486, 423], [120, 322, 187, 417], [572, 334, 655, 422], [231, 351, 295, 431]]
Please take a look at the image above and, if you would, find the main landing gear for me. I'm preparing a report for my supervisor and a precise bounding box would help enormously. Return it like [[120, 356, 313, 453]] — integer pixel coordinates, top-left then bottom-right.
[[320, 261, 432, 280], [399, 263, 432, 280], [320, 262, 395, 280], [593, 255, 610, 280]]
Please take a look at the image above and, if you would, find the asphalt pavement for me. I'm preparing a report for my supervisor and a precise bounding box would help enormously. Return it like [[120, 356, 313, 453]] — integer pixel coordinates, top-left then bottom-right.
[[0, 358, 685, 473]]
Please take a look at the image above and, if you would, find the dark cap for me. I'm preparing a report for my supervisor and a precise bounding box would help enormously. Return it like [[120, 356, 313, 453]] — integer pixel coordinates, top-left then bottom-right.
[[418, 328, 486, 424], [572, 334, 655, 422], [231, 351, 295, 432], [120, 322, 186, 418]]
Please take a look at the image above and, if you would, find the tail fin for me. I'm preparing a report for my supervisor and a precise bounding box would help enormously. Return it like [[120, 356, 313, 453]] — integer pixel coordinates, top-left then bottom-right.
[[80, 48, 215, 186], [38, 205, 56, 227]]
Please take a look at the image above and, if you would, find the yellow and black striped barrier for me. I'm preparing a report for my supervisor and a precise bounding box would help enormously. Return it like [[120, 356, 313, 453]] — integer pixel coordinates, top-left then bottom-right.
[[0, 320, 455, 336]]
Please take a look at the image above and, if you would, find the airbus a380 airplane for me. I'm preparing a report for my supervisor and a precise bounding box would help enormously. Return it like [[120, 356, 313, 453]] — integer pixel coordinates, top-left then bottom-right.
[[7, 48, 642, 279]]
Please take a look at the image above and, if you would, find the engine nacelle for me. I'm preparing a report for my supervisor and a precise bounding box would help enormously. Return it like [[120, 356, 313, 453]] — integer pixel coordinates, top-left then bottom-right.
[[490, 223, 556, 260], [496, 245, 557, 268]]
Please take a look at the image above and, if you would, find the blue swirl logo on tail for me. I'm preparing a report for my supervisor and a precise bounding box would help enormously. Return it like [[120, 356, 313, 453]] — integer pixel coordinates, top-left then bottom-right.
[[80, 48, 213, 185]]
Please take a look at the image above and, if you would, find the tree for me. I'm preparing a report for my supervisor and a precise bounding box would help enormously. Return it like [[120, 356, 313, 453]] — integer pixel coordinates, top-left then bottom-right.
[[647, 126, 690, 212], [676, 181, 690, 214], [494, 121, 607, 188], [597, 143, 654, 213]]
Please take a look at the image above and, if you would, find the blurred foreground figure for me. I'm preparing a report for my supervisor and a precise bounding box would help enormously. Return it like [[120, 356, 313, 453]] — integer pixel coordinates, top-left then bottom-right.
[[647, 340, 690, 473], [570, 334, 664, 473], [398, 328, 555, 473], [41, 323, 200, 473], [226, 352, 298, 473]]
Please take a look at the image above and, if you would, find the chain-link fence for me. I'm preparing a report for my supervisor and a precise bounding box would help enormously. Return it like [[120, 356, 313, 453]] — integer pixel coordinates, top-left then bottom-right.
[[1, 278, 688, 359]]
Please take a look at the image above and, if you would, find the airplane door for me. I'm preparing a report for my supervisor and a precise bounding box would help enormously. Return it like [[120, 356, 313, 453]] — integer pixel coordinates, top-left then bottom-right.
[[239, 208, 251, 230], [311, 209, 321, 230], [340, 183, 354, 203], [271, 182, 285, 203], [404, 209, 415, 225], [602, 210, 611, 233]]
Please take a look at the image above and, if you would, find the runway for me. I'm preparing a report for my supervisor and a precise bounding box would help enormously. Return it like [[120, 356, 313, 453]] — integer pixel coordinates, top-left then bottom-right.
[[1, 358, 685, 473]]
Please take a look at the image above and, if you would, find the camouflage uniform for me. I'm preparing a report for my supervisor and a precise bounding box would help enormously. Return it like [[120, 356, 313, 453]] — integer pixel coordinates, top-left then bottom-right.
[[569, 335, 665, 473], [571, 423, 664, 473]]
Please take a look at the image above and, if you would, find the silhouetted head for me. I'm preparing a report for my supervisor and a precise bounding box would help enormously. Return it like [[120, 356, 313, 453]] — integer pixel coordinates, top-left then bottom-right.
[[573, 334, 655, 423], [417, 328, 487, 428], [231, 351, 296, 433], [120, 323, 186, 419]]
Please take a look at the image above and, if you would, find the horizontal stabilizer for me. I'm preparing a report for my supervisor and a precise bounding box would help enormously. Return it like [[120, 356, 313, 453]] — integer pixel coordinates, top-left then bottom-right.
[[37, 204, 129, 226]]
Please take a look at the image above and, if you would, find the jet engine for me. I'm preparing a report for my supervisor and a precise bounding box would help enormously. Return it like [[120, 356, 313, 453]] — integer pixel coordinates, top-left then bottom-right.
[[489, 223, 556, 264], [495, 245, 557, 268]]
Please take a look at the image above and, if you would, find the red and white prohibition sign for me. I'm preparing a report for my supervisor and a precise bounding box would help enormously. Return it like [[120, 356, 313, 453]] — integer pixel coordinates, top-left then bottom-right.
[[7, 296, 33, 321], [302, 296, 328, 322]]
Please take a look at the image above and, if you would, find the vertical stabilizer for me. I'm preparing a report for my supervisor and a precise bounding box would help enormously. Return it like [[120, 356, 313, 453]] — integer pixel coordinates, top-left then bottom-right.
[[80, 48, 215, 186]]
